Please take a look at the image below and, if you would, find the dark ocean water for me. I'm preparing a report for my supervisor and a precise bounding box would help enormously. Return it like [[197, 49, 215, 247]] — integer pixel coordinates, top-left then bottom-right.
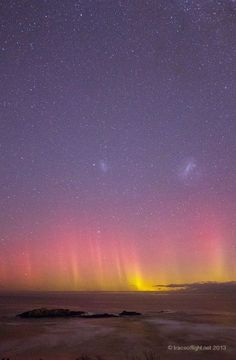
[[1, 291, 236, 316]]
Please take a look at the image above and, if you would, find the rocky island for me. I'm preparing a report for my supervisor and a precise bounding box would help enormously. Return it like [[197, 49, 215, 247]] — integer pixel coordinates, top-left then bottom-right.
[[17, 308, 142, 319]]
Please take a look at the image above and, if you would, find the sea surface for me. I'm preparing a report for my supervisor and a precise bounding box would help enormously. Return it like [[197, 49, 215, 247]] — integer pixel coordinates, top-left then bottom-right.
[[0, 291, 236, 360]]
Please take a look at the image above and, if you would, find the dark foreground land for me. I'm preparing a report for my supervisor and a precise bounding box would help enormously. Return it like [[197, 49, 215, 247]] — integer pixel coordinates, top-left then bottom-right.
[[0, 292, 236, 360]]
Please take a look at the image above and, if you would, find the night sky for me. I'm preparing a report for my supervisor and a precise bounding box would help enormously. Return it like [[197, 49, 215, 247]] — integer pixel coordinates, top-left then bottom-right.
[[0, 0, 236, 291]]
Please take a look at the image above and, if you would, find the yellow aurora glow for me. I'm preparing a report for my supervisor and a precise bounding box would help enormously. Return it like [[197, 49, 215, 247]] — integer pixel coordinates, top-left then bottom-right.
[[0, 219, 235, 291]]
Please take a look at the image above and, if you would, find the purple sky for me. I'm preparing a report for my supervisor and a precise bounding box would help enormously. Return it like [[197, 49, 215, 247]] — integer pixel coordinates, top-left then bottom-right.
[[0, 0, 236, 290]]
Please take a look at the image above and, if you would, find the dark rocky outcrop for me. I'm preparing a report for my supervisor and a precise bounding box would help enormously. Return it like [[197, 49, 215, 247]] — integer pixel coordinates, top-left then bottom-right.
[[18, 308, 85, 318], [119, 310, 142, 316], [17, 308, 142, 319]]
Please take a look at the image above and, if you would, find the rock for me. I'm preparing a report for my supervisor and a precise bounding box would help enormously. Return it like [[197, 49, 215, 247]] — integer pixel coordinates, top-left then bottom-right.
[[17, 308, 142, 318], [17, 308, 85, 318], [119, 310, 142, 316]]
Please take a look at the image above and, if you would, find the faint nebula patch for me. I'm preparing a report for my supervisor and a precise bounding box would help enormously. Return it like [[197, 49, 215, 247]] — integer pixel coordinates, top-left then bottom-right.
[[179, 158, 201, 184], [99, 160, 109, 173]]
